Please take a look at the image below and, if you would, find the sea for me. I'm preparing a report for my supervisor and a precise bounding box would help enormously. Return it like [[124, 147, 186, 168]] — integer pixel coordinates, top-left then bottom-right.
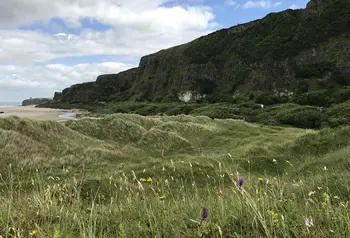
[[0, 102, 21, 107]]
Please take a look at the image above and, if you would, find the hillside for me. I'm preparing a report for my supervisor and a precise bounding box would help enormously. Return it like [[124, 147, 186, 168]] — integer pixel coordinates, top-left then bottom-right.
[[50, 0, 350, 106], [0, 115, 350, 237], [22, 97, 52, 106]]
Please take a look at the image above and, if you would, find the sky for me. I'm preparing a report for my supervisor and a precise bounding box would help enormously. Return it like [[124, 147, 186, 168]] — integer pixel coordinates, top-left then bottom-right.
[[0, 0, 309, 102]]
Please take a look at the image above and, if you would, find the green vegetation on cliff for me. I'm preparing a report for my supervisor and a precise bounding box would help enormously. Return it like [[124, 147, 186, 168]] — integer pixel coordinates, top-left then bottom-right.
[[41, 0, 350, 131], [0, 114, 350, 237], [51, 0, 350, 105]]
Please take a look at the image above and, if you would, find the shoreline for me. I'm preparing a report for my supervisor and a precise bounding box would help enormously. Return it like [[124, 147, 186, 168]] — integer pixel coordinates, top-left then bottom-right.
[[0, 105, 77, 122]]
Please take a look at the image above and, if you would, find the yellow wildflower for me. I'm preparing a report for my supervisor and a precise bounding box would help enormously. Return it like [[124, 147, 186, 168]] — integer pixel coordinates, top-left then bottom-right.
[[54, 229, 60, 238], [307, 198, 314, 203], [323, 192, 330, 202], [147, 177, 152, 182], [65, 169, 70, 174], [29, 230, 37, 238], [258, 178, 263, 181], [140, 178, 146, 182]]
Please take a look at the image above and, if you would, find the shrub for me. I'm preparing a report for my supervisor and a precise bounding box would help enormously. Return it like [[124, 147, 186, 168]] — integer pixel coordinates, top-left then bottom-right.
[[191, 104, 243, 119], [165, 104, 201, 116], [276, 106, 323, 128], [205, 93, 235, 103], [293, 90, 331, 107], [254, 91, 281, 105]]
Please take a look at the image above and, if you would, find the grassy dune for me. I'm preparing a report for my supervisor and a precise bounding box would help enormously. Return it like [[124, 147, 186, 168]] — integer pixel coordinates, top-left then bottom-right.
[[0, 114, 349, 237]]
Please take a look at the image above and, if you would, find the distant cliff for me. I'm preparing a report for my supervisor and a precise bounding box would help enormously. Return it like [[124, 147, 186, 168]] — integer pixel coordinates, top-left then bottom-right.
[[22, 98, 53, 106], [52, 0, 350, 104]]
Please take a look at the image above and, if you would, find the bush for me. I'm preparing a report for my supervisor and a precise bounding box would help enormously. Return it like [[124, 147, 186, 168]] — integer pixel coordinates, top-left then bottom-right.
[[165, 104, 201, 116], [254, 91, 281, 105], [276, 106, 323, 128], [293, 90, 331, 107], [205, 93, 235, 103], [191, 104, 243, 119], [331, 87, 350, 104]]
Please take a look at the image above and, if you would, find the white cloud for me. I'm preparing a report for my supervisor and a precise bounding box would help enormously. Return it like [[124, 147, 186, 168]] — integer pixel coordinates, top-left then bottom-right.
[[0, 2, 217, 66], [289, 4, 299, 9], [0, 62, 135, 101], [242, 0, 282, 9], [224, 0, 236, 6], [0, 1, 219, 101]]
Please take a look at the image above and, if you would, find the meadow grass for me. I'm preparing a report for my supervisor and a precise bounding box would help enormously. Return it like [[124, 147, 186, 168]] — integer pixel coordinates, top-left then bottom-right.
[[0, 114, 349, 237]]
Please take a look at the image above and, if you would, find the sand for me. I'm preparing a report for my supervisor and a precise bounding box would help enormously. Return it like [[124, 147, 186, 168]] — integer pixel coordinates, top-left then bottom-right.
[[0, 105, 77, 122]]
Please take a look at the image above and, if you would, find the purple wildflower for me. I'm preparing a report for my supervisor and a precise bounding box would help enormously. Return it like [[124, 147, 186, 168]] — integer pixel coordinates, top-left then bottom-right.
[[237, 178, 244, 187], [201, 207, 209, 220]]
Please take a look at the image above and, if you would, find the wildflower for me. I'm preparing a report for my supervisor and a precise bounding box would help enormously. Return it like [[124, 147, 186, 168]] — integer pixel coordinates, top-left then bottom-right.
[[272, 159, 277, 164], [258, 177, 263, 182], [201, 208, 209, 220], [323, 166, 327, 171], [139, 177, 152, 183], [305, 217, 314, 228], [29, 230, 37, 238], [65, 169, 70, 174], [54, 229, 60, 238], [237, 178, 244, 188], [308, 191, 316, 196], [323, 192, 330, 203], [307, 198, 314, 203], [267, 210, 279, 225], [71, 194, 77, 198]]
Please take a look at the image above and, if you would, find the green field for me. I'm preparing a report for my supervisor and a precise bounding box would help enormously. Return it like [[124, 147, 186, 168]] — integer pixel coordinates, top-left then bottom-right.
[[0, 114, 349, 237]]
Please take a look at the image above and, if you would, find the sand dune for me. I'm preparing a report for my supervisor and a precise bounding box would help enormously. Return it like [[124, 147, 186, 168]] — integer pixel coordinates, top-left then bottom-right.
[[0, 105, 76, 122]]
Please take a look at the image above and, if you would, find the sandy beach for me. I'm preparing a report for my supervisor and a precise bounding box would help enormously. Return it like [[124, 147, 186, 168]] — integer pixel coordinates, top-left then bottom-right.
[[0, 105, 76, 122]]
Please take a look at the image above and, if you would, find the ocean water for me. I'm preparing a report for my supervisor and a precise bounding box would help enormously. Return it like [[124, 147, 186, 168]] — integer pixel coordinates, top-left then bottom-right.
[[0, 102, 21, 107]]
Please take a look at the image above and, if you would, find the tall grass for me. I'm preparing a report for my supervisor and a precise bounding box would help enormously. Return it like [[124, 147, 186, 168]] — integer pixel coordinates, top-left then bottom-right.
[[0, 114, 349, 237]]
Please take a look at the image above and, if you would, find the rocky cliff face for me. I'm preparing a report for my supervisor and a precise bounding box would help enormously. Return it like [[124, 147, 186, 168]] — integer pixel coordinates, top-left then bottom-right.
[[22, 98, 53, 106], [54, 68, 138, 103], [53, 0, 350, 104]]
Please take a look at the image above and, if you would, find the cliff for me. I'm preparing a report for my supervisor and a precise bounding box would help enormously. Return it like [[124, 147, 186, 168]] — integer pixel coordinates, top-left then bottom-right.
[[22, 98, 53, 106], [52, 0, 350, 104]]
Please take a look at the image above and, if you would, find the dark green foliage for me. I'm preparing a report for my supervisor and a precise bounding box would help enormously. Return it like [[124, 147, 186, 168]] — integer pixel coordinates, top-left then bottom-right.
[[108, 90, 134, 102], [165, 104, 201, 116], [293, 90, 331, 107], [324, 101, 350, 127], [295, 62, 336, 79], [205, 93, 235, 103], [254, 91, 285, 105], [331, 87, 350, 103], [190, 104, 243, 120], [276, 106, 323, 128]]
